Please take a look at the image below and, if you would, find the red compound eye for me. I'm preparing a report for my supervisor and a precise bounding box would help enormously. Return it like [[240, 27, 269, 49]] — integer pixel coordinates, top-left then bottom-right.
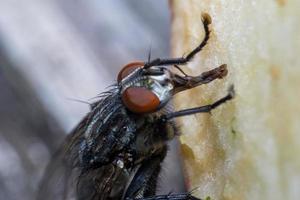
[[122, 87, 160, 113], [117, 61, 144, 82]]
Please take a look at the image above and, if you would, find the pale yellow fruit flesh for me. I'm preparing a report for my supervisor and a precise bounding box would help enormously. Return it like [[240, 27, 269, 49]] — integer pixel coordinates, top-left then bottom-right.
[[171, 0, 300, 199]]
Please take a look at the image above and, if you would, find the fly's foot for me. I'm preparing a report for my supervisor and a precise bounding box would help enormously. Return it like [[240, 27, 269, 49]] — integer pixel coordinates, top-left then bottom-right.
[[126, 193, 202, 200]]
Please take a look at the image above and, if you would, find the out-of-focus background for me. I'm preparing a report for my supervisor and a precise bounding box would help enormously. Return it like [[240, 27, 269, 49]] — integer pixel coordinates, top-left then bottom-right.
[[0, 1, 185, 199]]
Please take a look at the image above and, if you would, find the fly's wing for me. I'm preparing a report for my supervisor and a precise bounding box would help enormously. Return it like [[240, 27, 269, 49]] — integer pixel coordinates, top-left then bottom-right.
[[36, 148, 76, 200], [36, 118, 87, 200], [37, 89, 123, 200]]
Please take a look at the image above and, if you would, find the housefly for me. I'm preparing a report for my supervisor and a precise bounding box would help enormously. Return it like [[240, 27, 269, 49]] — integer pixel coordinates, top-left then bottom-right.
[[37, 13, 234, 200]]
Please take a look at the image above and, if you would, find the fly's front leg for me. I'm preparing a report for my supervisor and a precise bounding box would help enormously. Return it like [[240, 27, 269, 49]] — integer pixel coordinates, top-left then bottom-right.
[[124, 148, 167, 199], [144, 13, 211, 68], [124, 148, 202, 200], [163, 85, 235, 120]]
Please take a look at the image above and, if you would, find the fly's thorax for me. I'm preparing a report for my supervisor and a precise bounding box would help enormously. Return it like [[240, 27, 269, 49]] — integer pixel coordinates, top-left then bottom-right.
[[79, 102, 137, 170], [130, 114, 177, 160]]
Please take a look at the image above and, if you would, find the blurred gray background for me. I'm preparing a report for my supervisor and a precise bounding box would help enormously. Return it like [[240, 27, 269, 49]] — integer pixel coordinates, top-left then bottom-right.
[[0, 0, 185, 199]]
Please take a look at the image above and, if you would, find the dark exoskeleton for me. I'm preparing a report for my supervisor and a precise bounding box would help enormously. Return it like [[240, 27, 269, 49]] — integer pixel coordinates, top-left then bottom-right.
[[37, 13, 234, 200]]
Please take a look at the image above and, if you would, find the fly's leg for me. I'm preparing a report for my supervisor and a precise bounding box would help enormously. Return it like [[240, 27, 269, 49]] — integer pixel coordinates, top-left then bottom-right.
[[124, 148, 202, 200], [127, 194, 201, 200], [163, 85, 235, 120], [144, 13, 211, 68], [124, 148, 167, 199]]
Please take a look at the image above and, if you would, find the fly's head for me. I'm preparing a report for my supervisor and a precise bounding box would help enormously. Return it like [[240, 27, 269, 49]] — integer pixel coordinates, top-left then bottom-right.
[[117, 61, 228, 114]]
